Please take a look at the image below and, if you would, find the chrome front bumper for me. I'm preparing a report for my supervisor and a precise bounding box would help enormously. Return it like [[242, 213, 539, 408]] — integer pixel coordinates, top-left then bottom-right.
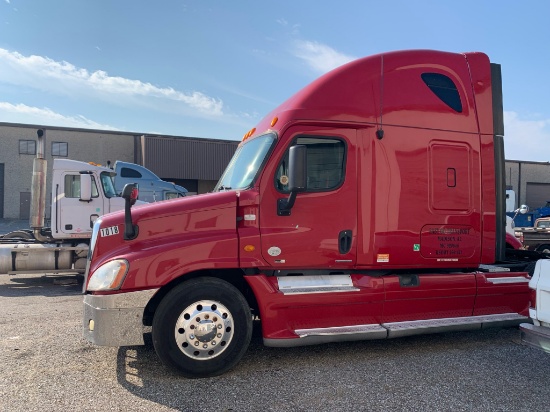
[[520, 322, 550, 354], [83, 288, 159, 347]]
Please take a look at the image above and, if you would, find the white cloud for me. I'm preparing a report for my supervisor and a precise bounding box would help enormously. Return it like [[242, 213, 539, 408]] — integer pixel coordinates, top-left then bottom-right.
[[504, 111, 550, 162], [0, 102, 119, 130], [292, 40, 356, 74], [0, 48, 224, 116]]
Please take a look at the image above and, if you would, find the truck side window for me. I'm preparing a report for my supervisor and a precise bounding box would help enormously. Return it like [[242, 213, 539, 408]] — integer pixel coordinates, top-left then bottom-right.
[[275, 136, 346, 192], [421, 73, 462, 113], [121, 167, 142, 178], [64, 175, 99, 198]]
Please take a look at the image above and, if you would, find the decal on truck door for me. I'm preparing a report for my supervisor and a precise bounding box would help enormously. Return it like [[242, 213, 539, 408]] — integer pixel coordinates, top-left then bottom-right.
[[420, 225, 477, 259]]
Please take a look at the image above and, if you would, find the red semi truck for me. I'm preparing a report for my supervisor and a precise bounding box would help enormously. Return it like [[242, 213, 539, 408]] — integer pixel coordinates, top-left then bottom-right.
[[83, 50, 540, 378]]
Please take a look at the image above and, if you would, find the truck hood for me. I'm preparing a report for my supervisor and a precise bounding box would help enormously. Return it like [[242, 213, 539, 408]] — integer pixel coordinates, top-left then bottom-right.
[[101, 190, 238, 233], [92, 191, 240, 288]]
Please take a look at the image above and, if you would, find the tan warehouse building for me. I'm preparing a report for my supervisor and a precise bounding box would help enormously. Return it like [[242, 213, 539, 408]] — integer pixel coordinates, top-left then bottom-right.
[[1, 122, 550, 220], [0, 122, 239, 219]]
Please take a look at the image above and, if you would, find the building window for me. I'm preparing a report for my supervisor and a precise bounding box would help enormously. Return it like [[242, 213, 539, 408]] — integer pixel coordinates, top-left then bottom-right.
[[19, 140, 36, 155], [52, 142, 68, 157]]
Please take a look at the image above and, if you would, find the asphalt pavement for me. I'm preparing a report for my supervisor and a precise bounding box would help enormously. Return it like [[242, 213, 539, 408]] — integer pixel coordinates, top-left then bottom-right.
[[2, 270, 550, 412]]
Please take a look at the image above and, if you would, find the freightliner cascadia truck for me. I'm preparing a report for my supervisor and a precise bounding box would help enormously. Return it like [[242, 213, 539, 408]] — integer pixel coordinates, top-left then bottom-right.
[[83, 50, 545, 378]]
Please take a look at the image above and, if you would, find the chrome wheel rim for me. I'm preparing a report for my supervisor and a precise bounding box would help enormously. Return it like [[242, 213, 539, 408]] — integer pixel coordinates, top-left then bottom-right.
[[174, 300, 234, 360]]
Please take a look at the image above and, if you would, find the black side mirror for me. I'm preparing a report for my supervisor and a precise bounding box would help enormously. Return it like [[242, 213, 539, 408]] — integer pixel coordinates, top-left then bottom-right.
[[278, 145, 307, 216], [121, 183, 139, 240]]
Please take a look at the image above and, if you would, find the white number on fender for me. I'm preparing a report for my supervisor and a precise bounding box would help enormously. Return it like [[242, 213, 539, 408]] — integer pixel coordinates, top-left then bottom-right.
[[100, 226, 119, 237]]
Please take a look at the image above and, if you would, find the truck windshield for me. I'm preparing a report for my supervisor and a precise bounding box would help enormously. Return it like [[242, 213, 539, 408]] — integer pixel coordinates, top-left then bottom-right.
[[100, 172, 117, 198], [214, 133, 276, 191]]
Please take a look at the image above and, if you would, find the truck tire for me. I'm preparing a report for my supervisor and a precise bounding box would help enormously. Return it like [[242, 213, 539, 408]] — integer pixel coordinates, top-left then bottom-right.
[[152, 277, 253, 378], [2, 230, 33, 240]]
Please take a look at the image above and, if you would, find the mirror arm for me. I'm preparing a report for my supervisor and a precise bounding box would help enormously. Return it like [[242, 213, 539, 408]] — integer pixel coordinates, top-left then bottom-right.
[[277, 191, 297, 216]]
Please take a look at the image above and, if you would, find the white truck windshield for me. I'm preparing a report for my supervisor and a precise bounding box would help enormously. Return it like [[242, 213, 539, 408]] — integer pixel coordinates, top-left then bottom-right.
[[214, 133, 275, 191], [100, 172, 117, 198]]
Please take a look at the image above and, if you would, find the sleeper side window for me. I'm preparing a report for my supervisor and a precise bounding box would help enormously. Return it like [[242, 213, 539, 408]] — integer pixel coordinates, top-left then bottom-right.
[[275, 136, 346, 192], [421, 73, 463, 113]]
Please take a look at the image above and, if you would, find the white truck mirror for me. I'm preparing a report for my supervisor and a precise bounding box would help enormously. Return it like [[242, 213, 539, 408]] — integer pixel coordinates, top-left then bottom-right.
[[80, 173, 92, 201]]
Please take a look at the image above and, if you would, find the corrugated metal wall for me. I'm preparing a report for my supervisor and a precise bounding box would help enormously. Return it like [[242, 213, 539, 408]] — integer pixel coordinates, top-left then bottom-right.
[[143, 136, 239, 181]]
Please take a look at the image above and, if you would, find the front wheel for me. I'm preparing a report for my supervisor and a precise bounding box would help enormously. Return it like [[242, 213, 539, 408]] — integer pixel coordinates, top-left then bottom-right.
[[152, 277, 253, 378]]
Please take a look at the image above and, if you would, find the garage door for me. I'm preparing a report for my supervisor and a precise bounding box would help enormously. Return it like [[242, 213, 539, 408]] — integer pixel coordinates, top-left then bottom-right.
[[526, 182, 550, 209]]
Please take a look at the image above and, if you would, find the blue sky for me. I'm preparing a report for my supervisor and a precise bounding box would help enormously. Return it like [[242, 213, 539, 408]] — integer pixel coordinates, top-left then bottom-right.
[[1, 1, 549, 161]]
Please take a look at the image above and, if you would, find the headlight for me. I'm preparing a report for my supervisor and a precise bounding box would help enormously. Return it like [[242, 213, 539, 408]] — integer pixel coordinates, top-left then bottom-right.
[[87, 259, 129, 291]]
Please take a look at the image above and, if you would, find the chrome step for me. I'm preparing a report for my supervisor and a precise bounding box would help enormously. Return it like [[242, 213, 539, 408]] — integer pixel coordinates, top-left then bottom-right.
[[266, 324, 387, 347], [263, 313, 528, 347], [382, 313, 527, 338]]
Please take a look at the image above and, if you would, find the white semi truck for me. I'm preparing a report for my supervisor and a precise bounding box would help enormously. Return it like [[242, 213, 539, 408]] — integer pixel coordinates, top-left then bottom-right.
[[0, 129, 184, 275]]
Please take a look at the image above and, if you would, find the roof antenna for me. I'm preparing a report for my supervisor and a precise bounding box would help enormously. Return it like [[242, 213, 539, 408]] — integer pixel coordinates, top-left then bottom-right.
[[376, 55, 385, 140]]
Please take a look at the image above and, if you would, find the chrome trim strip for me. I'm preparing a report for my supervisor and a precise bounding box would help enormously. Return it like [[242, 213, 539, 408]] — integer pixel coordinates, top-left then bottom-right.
[[486, 277, 530, 284], [277, 274, 358, 295], [296, 324, 387, 337], [265, 324, 387, 347], [280, 286, 358, 295]]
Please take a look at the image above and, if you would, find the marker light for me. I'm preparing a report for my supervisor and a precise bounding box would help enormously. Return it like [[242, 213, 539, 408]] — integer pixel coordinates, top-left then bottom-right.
[[242, 127, 257, 142], [270, 117, 278, 127], [244, 245, 255, 252]]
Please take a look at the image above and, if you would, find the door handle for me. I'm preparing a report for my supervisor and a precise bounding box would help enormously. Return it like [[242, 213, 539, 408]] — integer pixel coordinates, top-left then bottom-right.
[[339, 230, 352, 254]]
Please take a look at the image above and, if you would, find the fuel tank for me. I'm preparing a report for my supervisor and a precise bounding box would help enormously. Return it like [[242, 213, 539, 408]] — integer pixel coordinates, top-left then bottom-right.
[[0, 243, 72, 274]]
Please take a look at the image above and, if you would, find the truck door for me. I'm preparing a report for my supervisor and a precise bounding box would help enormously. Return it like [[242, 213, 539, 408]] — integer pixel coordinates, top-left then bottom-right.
[[55, 172, 103, 237], [259, 126, 358, 269]]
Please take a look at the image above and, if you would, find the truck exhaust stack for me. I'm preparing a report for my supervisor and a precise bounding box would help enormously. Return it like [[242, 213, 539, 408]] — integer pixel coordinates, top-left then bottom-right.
[[30, 129, 49, 241]]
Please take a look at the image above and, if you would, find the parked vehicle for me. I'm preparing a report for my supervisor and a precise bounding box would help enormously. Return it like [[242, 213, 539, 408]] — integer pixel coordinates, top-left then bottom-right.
[[520, 260, 550, 353], [0, 130, 181, 275], [83, 50, 542, 378], [507, 202, 550, 228], [515, 217, 550, 253], [112, 161, 187, 202]]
